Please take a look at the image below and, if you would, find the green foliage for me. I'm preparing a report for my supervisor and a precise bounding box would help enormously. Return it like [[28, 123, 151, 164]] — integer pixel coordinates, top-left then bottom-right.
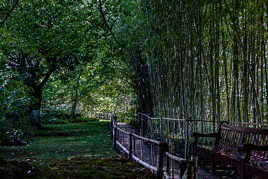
[[1, 128, 24, 145], [0, 0, 117, 118], [0, 0, 136, 129], [117, 0, 268, 123], [0, 70, 31, 117], [42, 57, 135, 117]]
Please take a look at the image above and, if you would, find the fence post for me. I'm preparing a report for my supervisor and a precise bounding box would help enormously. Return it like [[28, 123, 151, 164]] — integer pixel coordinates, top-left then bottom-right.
[[112, 115, 117, 150], [128, 133, 132, 160], [184, 121, 189, 159], [166, 142, 170, 176], [112, 127, 117, 150], [133, 114, 137, 126], [191, 155, 198, 179], [160, 117, 162, 141], [157, 143, 167, 179], [110, 117, 113, 139], [140, 114, 144, 136]]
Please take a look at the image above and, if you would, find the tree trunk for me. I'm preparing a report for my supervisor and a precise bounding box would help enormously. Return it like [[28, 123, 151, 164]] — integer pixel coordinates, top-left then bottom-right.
[[71, 88, 78, 118], [29, 86, 42, 128], [131, 49, 154, 116]]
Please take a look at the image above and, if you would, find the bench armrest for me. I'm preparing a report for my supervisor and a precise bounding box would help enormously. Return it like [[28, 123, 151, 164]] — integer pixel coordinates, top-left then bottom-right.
[[192, 133, 218, 155]]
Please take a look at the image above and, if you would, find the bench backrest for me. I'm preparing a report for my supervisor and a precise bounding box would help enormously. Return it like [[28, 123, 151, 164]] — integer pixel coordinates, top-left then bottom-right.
[[218, 124, 268, 160]]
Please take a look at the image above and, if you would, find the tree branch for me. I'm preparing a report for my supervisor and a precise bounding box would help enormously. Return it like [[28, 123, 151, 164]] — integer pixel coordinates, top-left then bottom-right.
[[0, 0, 19, 28], [98, 0, 123, 47], [38, 65, 56, 89]]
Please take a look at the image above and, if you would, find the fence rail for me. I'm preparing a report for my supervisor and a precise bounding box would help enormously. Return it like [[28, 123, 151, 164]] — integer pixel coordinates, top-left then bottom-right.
[[164, 152, 196, 179], [111, 116, 196, 179]]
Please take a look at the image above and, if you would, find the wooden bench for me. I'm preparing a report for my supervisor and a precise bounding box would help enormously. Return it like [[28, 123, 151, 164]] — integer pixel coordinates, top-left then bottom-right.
[[192, 122, 268, 178]]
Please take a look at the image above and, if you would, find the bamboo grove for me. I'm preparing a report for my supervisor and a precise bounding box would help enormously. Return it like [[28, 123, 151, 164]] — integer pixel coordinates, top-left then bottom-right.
[[120, 0, 268, 124]]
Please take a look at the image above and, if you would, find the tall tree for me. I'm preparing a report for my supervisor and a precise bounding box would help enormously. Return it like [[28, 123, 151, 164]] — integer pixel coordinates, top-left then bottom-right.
[[0, 0, 103, 127]]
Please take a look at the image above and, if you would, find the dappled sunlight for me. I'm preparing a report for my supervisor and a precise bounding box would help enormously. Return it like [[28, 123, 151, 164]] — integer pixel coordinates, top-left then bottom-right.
[[0, 120, 116, 160], [0, 0, 267, 178]]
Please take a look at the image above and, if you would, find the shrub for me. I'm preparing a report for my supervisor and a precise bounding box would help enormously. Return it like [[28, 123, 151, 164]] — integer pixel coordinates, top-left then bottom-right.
[[40, 110, 70, 124], [3, 129, 24, 144], [0, 119, 26, 145]]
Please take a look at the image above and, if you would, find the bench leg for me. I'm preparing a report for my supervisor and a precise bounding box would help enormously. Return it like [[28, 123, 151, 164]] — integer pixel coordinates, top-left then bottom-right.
[[212, 155, 216, 174], [238, 163, 244, 179], [212, 162, 216, 174], [239, 160, 252, 179]]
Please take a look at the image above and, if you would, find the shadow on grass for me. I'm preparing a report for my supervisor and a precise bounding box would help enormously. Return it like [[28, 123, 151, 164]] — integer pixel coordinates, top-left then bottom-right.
[[0, 157, 154, 179], [0, 120, 154, 178], [32, 120, 110, 136]]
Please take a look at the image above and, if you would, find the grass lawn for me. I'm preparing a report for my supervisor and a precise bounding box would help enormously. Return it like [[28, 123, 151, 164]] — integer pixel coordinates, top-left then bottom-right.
[[0, 119, 154, 178]]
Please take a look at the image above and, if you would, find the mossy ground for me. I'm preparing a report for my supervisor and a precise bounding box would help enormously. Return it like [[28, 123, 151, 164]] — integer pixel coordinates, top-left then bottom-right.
[[0, 119, 154, 178]]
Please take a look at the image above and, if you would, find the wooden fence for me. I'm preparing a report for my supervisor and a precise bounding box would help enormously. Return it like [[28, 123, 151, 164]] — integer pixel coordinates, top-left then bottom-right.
[[134, 113, 268, 159], [111, 117, 196, 179], [134, 113, 221, 159]]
